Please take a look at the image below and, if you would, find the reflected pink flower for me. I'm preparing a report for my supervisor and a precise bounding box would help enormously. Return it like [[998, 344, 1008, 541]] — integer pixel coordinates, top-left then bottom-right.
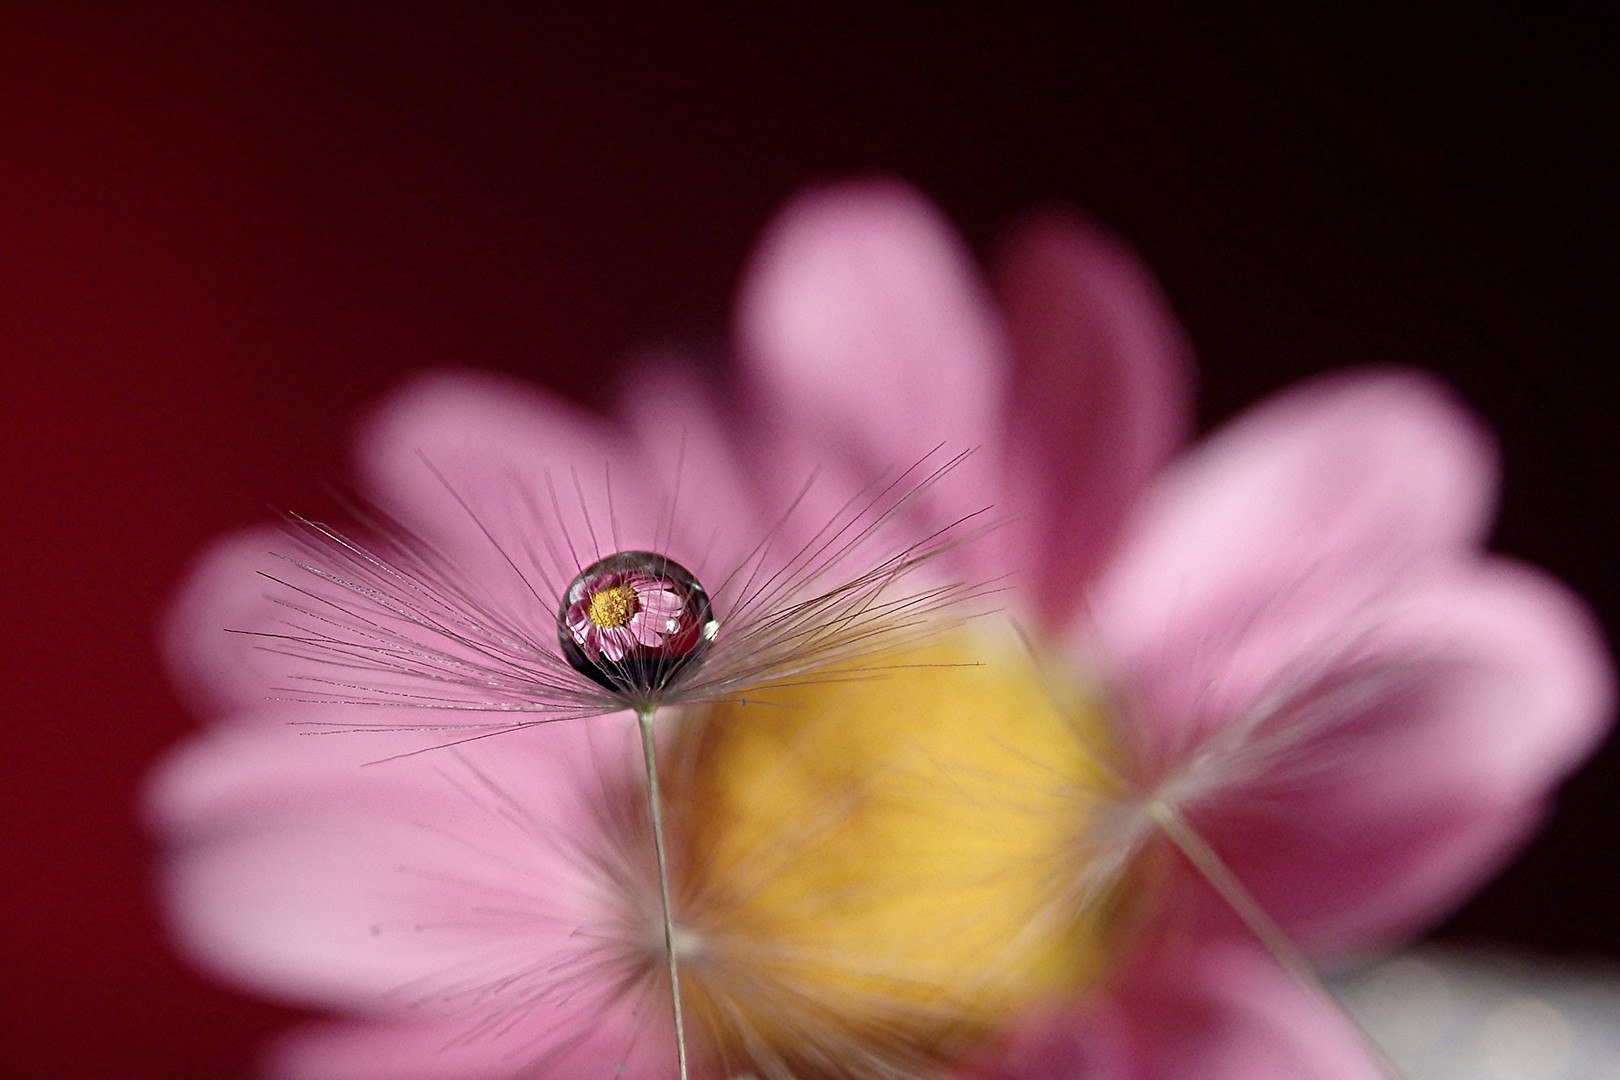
[[556, 551, 717, 692], [151, 181, 1612, 1079], [562, 568, 690, 663]]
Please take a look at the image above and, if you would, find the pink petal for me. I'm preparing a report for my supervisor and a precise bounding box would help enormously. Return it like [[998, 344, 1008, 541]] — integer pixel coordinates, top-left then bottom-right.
[[733, 180, 1010, 574], [628, 611, 670, 648], [975, 939, 1384, 1080], [992, 212, 1194, 629], [613, 359, 770, 575], [595, 625, 635, 662], [635, 586, 686, 619], [1184, 559, 1613, 951], [265, 1008, 674, 1080], [625, 586, 683, 647], [147, 714, 638, 1013], [162, 525, 319, 717], [352, 370, 676, 603], [1108, 938, 1387, 1080], [565, 606, 594, 636], [1084, 369, 1500, 773]]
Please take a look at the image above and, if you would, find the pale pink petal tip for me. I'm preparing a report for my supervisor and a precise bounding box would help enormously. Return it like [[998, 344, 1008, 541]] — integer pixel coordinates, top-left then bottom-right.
[[161, 526, 309, 717], [347, 368, 670, 570], [1088, 368, 1505, 759], [735, 178, 1009, 523], [1134, 534, 1610, 951], [351, 368, 613, 491]]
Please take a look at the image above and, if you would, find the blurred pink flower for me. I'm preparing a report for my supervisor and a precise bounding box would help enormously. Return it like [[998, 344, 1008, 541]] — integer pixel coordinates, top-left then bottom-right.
[[151, 181, 1612, 1079], [736, 182, 1610, 1077]]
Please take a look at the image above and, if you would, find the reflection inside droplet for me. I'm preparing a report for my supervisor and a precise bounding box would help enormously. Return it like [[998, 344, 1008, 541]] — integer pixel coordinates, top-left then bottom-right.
[[556, 550, 716, 694]]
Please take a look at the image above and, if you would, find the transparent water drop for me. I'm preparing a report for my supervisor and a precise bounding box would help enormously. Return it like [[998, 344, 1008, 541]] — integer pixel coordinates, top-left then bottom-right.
[[557, 551, 716, 695]]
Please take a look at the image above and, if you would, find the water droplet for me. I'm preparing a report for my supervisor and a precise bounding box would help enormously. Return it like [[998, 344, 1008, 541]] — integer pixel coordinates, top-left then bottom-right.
[[558, 551, 715, 696]]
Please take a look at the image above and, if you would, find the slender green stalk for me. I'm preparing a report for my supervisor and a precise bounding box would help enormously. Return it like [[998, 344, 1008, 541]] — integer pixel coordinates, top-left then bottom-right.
[[637, 708, 689, 1080], [1147, 799, 1406, 1080]]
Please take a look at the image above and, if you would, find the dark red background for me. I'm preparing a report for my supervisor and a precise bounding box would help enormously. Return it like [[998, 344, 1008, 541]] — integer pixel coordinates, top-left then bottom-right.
[[4, 6, 1615, 1077]]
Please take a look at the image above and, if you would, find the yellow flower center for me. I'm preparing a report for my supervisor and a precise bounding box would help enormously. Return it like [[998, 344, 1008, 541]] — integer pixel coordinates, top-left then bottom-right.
[[668, 628, 1134, 1072], [586, 584, 639, 629]]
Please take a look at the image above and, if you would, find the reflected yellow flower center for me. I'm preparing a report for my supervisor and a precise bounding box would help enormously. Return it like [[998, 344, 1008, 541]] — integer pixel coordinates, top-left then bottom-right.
[[586, 585, 639, 629], [668, 630, 1133, 1074]]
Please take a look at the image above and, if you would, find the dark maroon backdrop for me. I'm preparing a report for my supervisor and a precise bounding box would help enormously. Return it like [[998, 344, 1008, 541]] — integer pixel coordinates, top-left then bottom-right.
[[4, 7, 1615, 1078]]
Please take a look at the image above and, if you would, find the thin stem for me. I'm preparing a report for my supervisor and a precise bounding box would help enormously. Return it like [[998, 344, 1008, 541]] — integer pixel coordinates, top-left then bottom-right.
[[637, 708, 689, 1080], [1147, 799, 1407, 1080]]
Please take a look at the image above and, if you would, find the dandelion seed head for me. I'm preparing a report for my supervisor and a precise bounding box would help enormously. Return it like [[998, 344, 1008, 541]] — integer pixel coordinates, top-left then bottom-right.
[[234, 442, 998, 744]]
